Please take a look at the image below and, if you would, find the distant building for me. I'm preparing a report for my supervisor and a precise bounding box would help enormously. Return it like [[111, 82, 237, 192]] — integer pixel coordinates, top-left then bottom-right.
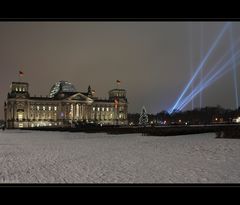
[[4, 81, 128, 128]]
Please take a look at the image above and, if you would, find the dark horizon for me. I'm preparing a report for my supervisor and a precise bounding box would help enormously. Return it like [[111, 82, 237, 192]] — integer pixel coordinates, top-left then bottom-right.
[[1, 22, 240, 119]]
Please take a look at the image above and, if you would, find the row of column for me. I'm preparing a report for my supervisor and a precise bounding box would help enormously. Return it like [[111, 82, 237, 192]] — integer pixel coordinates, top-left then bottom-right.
[[64, 103, 89, 121]]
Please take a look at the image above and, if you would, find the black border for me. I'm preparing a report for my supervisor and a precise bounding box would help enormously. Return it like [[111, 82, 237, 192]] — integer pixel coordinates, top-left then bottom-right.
[[1, 7, 240, 200], [1, 1, 240, 20]]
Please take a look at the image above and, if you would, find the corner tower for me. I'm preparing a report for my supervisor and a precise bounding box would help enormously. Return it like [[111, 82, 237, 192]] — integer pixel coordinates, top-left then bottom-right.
[[5, 82, 30, 128], [9, 82, 30, 98], [108, 88, 128, 125]]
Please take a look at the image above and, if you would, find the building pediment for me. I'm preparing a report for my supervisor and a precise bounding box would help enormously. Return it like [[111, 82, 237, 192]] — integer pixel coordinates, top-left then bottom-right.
[[66, 92, 94, 104]]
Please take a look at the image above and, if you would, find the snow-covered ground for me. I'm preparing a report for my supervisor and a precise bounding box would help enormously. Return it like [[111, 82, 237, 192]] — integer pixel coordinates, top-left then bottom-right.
[[0, 130, 240, 183]]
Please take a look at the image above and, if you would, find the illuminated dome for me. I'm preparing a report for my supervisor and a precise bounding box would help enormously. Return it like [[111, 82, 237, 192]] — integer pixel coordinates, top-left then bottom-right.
[[49, 80, 77, 98]]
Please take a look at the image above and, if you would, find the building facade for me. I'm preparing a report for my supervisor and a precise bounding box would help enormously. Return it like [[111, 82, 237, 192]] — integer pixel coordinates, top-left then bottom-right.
[[4, 81, 128, 128]]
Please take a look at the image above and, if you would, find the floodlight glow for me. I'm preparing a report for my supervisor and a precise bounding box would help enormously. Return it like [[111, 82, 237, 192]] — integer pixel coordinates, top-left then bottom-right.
[[178, 67, 229, 111], [178, 64, 234, 111], [177, 49, 240, 111], [178, 52, 240, 111], [175, 34, 240, 111], [229, 23, 239, 109], [178, 48, 240, 110], [169, 23, 230, 114], [176, 47, 233, 110]]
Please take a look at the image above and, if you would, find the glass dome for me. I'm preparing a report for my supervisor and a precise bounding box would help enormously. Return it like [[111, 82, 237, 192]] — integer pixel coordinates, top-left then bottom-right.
[[49, 80, 77, 98]]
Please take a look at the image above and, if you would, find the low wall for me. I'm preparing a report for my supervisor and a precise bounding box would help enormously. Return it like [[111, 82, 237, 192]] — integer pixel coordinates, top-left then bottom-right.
[[18, 124, 240, 138]]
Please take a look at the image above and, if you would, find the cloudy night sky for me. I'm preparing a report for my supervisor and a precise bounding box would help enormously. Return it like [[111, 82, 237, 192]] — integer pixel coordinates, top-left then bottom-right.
[[0, 22, 240, 118]]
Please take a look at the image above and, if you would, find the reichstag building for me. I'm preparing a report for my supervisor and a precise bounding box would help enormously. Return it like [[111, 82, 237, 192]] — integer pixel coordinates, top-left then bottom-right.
[[4, 81, 128, 128]]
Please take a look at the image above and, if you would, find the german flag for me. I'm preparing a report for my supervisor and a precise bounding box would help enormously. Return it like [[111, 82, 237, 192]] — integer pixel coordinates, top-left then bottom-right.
[[114, 98, 118, 109], [19, 70, 24, 77]]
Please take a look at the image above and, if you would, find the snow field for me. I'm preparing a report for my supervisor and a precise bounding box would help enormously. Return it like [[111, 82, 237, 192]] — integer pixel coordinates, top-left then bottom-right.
[[0, 130, 240, 183]]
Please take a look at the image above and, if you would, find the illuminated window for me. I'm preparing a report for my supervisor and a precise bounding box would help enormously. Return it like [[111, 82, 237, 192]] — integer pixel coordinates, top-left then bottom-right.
[[18, 113, 23, 121], [16, 87, 18, 91], [93, 107, 95, 111], [54, 106, 57, 111], [106, 107, 109, 112], [43, 106, 46, 111], [97, 107, 100, 111], [37, 106, 40, 111], [102, 107, 104, 111], [23, 88, 25, 92], [49, 106, 51, 111], [110, 113, 113, 119]]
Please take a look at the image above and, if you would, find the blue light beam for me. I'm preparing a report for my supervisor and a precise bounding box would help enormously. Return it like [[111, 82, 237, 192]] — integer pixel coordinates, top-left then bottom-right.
[[175, 36, 240, 111], [229, 23, 239, 109], [169, 23, 230, 114], [189, 23, 194, 110], [177, 49, 240, 111], [199, 22, 204, 108], [178, 50, 240, 111]]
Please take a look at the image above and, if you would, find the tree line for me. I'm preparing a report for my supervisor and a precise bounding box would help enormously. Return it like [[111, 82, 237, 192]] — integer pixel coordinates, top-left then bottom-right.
[[128, 106, 240, 125]]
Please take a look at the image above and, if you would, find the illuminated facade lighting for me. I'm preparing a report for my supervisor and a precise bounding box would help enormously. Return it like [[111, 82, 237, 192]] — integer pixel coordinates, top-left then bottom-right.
[[5, 81, 128, 128]]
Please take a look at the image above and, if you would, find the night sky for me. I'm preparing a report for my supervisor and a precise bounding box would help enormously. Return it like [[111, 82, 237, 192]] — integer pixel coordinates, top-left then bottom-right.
[[1, 22, 240, 119]]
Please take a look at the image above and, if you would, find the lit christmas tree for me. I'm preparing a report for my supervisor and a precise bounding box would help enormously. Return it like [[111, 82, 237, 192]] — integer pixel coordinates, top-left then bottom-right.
[[139, 106, 148, 127]]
